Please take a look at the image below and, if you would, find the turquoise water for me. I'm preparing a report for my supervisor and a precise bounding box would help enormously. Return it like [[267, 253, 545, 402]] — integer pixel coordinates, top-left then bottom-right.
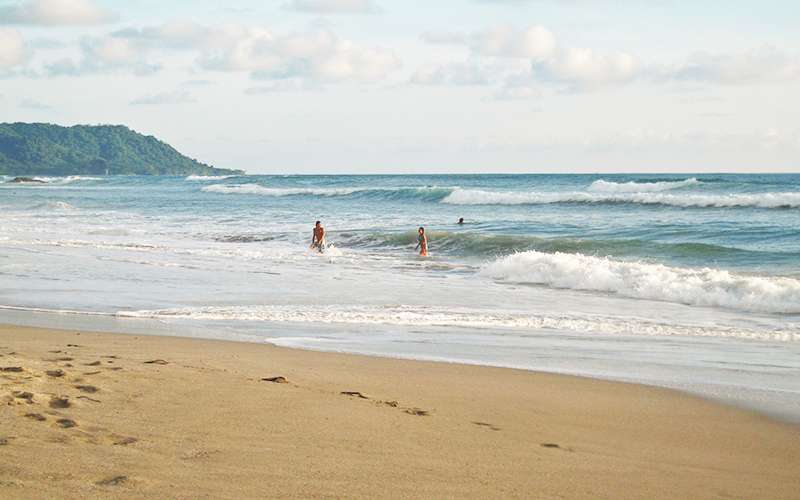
[[1, 173, 799, 419]]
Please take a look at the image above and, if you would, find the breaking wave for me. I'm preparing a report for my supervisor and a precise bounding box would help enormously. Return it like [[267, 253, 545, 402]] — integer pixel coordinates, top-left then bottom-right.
[[202, 184, 364, 196], [202, 183, 454, 201], [41, 201, 76, 211], [442, 189, 800, 208], [186, 175, 237, 181], [587, 178, 700, 193], [3, 175, 102, 185], [481, 251, 800, 314], [334, 230, 798, 265], [199, 181, 799, 209], [37, 176, 101, 184]]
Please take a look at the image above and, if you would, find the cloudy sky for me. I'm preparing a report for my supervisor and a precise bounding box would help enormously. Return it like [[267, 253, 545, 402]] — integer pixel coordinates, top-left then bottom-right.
[[1, 0, 798, 173]]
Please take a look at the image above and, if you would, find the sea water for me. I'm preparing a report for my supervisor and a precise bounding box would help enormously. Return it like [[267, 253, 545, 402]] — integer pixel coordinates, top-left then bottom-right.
[[1, 174, 799, 419]]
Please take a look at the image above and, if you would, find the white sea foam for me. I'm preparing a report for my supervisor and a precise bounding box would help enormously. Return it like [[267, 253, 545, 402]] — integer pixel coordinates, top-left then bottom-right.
[[202, 184, 364, 196], [442, 189, 800, 208], [2, 237, 296, 261], [35, 201, 77, 210], [588, 178, 700, 193], [186, 175, 236, 181], [33, 176, 102, 184], [115, 304, 799, 342], [481, 251, 800, 314], [201, 184, 451, 198]]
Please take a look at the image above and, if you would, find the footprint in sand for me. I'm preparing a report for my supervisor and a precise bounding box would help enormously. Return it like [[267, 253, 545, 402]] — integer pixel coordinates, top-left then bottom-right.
[[76, 395, 101, 403], [473, 421, 501, 431], [341, 391, 369, 399], [75, 385, 99, 394], [49, 396, 70, 409], [341, 391, 431, 416], [1, 366, 24, 373], [12, 391, 35, 403], [144, 359, 168, 365], [85, 361, 102, 367], [25, 413, 46, 422], [112, 436, 138, 446], [46, 369, 66, 378], [262, 376, 288, 384], [95, 476, 127, 487], [56, 418, 77, 429], [541, 443, 573, 451]]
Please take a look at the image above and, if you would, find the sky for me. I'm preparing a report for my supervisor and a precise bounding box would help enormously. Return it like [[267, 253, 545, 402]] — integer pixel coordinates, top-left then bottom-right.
[[0, 0, 798, 174]]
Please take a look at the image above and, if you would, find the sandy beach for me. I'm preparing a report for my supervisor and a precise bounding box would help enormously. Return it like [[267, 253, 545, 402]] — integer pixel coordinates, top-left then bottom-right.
[[0, 323, 798, 499]]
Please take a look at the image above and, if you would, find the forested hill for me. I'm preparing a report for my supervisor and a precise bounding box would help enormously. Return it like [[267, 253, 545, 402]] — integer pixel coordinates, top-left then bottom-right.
[[0, 123, 243, 176]]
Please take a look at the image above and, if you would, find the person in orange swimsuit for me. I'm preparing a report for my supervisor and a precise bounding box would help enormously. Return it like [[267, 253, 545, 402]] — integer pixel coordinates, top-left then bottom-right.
[[311, 220, 326, 253], [415, 227, 428, 256]]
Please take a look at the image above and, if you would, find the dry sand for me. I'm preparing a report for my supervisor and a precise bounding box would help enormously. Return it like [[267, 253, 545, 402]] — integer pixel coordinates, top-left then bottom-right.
[[0, 324, 798, 499]]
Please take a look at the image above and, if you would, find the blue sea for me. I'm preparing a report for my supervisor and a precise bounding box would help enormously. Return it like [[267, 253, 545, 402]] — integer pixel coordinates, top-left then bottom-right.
[[1, 173, 799, 419]]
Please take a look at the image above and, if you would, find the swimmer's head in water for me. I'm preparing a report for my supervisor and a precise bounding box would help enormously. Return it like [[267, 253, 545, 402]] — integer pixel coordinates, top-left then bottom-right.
[[315, 221, 321, 227], [458, 218, 464, 224]]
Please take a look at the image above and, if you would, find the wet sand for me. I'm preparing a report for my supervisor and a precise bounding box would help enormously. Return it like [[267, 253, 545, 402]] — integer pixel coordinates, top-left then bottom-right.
[[1, 324, 798, 499]]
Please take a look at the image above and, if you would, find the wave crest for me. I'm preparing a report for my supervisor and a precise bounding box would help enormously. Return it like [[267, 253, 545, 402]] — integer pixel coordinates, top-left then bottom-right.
[[202, 183, 455, 200], [335, 231, 794, 264], [481, 251, 800, 314], [442, 189, 800, 208], [202, 184, 363, 196], [186, 175, 236, 181], [588, 178, 700, 193]]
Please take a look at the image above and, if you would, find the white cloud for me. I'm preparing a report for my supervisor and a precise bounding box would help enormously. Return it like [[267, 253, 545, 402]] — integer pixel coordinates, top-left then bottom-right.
[[105, 23, 401, 83], [419, 24, 639, 91], [130, 90, 197, 106], [532, 48, 639, 88], [111, 21, 238, 50], [420, 25, 800, 94], [0, 28, 26, 68], [16, 20, 402, 83], [46, 35, 160, 76], [471, 25, 557, 59], [0, 0, 117, 26], [659, 46, 800, 85], [199, 29, 401, 82], [284, 0, 381, 14]]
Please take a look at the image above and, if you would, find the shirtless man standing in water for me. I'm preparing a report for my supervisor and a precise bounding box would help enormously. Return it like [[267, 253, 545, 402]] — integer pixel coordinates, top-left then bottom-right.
[[311, 220, 326, 253]]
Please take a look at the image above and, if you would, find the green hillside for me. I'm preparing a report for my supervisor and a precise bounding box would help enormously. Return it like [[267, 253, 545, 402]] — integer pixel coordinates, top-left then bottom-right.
[[0, 123, 243, 176]]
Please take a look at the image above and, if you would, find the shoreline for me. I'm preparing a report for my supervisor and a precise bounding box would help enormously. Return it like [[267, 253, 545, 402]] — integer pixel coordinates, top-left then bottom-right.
[[2, 307, 799, 425], [0, 306, 800, 425], [1, 323, 799, 498]]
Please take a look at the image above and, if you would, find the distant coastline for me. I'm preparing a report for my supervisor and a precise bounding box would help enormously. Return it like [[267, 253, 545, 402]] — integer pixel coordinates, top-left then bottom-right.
[[0, 122, 243, 177]]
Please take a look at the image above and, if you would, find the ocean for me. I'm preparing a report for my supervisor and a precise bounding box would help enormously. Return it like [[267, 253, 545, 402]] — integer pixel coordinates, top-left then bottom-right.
[[1, 173, 799, 420]]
